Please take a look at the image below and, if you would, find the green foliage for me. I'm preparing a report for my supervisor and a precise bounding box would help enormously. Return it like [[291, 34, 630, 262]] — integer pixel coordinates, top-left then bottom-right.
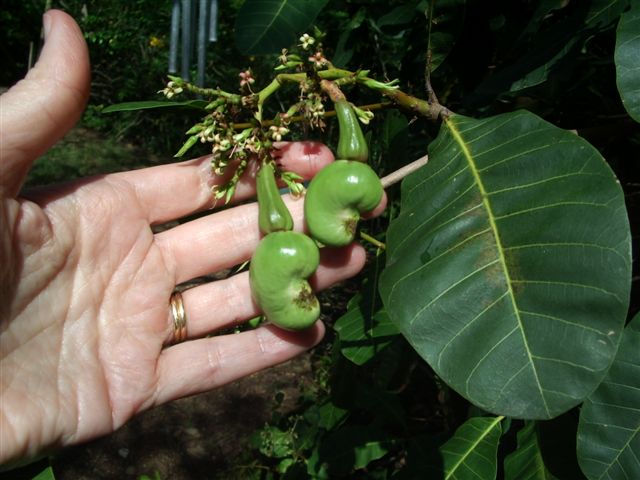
[[102, 100, 209, 113], [576, 313, 640, 480], [438, 416, 503, 479], [615, 2, 640, 122], [4, 0, 638, 478], [25, 129, 147, 187], [30, 466, 56, 480], [241, 0, 639, 478], [235, 0, 330, 54], [504, 421, 558, 480]]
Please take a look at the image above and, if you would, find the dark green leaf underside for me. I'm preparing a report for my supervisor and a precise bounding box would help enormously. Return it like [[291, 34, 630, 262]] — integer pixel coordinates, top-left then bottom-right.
[[380, 110, 631, 419], [615, 2, 640, 123], [504, 421, 558, 479], [577, 313, 640, 480], [235, 0, 329, 54]]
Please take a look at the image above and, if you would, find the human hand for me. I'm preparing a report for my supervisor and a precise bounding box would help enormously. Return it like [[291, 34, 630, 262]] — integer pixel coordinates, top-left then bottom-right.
[[0, 10, 381, 466]]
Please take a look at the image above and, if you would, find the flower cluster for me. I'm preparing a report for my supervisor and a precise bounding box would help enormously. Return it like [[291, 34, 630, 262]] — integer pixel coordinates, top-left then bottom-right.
[[304, 92, 326, 129]]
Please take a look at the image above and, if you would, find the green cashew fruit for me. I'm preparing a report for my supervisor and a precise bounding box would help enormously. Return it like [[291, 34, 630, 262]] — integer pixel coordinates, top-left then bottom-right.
[[304, 160, 383, 247], [257, 161, 294, 235], [335, 100, 369, 163], [249, 231, 320, 330]]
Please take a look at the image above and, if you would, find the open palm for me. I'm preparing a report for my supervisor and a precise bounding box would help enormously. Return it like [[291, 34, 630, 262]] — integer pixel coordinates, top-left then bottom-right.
[[0, 10, 369, 466]]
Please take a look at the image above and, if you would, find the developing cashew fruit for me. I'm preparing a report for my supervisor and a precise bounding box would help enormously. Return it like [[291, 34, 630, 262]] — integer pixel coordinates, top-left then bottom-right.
[[304, 160, 383, 247], [249, 231, 320, 330], [335, 100, 369, 163], [256, 161, 294, 235]]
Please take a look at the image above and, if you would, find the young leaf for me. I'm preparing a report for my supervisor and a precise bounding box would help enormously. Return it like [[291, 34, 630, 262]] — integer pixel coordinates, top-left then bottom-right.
[[174, 135, 199, 158], [379, 111, 632, 419], [235, 0, 329, 54], [576, 312, 640, 480], [504, 421, 558, 479], [615, 2, 640, 123], [439, 416, 503, 479]]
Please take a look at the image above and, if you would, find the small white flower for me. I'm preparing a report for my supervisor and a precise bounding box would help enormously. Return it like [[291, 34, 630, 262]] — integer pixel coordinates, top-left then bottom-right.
[[299, 33, 315, 50]]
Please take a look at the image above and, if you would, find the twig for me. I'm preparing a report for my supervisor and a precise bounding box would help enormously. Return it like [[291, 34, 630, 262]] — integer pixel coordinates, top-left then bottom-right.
[[360, 231, 386, 250], [380, 154, 429, 188], [231, 102, 393, 130]]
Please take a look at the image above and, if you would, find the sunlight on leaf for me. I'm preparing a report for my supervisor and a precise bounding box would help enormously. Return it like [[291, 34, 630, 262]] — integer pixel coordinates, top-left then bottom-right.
[[380, 111, 632, 419]]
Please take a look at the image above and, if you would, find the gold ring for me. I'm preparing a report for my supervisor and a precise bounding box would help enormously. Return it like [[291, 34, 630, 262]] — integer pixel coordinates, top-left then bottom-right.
[[170, 291, 188, 343]]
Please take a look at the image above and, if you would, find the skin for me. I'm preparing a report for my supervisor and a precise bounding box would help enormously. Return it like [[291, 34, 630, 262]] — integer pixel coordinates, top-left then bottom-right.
[[249, 231, 320, 330], [0, 10, 378, 467], [304, 160, 384, 247]]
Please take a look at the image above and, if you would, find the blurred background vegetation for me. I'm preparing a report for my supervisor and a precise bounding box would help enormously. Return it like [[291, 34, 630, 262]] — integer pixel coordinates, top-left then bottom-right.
[[2, 0, 252, 186], [2, 0, 636, 189]]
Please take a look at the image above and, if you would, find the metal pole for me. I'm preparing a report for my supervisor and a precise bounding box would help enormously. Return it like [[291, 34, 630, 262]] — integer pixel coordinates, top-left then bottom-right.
[[209, 0, 218, 42], [181, 0, 192, 80], [197, 0, 208, 87], [169, 0, 180, 73]]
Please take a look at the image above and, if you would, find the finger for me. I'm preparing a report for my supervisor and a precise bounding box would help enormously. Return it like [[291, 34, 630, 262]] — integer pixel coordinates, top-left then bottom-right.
[[156, 187, 387, 285], [170, 243, 366, 340], [0, 10, 90, 197], [155, 194, 306, 284], [272, 141, 334, 179], [153, 322, 324, 404], [116, 141, 334, 225], [362, 190, 388, 219]]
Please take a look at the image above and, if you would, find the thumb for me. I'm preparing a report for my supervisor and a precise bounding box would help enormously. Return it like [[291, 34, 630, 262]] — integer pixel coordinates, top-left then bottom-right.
[[0, 9, 90, 197]]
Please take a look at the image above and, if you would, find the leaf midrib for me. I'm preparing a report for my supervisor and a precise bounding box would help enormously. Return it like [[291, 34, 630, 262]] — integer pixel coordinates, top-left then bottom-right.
[[445, 116, 551, 418]]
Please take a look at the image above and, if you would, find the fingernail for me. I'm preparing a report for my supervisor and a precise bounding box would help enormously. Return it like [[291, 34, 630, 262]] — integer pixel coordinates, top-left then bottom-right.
[[43, 12, 52, 40]]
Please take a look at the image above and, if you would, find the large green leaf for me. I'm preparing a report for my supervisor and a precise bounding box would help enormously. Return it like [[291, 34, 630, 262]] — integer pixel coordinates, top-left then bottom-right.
[[504, 421, 558, 479], [585, 0, 630, 28], [234, 0, 328, 55], [615, 2, 640, 123], [470, 1, 629, 105], [439, 416, 503, 479], [576, 313, 640, 480], [379, 111, 632, 419]]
